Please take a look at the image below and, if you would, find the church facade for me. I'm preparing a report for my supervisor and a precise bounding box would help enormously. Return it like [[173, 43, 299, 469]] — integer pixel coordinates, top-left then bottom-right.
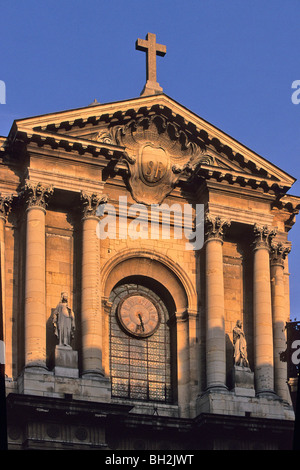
[[1, 34, 300, 450]]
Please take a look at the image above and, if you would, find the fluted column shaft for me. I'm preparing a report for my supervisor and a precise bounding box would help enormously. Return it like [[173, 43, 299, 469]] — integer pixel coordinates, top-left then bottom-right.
[[253, 224, 276, 395], [205, 215, 230, 390], [271, 242, 291, 403], [23, 182, 53, 369], [80, 192, 107, 377]]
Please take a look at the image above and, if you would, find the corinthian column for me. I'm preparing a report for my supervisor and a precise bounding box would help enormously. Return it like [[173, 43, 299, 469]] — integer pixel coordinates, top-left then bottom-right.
[[23, 182, 53, 369], [253, 224, 276, 396], [80, 191, 107, 377], [205, 214, 230, 390], [270, 242, 291, 403]]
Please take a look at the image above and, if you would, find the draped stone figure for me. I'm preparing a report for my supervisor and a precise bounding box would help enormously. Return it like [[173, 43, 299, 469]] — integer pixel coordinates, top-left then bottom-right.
[[53, 292, 75, 348], [233, 320, 249, 368]]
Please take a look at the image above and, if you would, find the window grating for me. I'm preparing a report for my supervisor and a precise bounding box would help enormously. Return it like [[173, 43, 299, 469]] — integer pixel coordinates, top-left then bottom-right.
[[110, 285, 172, 404]]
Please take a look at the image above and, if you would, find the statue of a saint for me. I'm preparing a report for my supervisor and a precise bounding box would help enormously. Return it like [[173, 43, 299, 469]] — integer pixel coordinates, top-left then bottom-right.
[[233, 320, 249, 368], [53, 292, 75, 348]]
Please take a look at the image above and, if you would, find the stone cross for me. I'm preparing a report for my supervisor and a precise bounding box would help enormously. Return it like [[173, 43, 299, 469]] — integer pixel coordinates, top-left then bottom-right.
[[136, 33, 166, 96]]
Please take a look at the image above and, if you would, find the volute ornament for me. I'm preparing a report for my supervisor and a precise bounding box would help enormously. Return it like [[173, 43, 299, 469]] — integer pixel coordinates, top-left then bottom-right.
[[80, 192, 108, 218], [21, 181, 54, 210], [205, 214, 231, 242], [270, 241, 291, 266], [253, 223, 277, 250]]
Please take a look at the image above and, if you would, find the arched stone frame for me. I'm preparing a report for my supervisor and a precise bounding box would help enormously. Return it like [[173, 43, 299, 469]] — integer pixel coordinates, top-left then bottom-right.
[[101, 248, 198, 417]]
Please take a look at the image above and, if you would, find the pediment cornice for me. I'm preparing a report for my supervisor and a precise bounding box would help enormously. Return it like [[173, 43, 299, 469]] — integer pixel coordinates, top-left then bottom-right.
[[4, 93, 296, 197]]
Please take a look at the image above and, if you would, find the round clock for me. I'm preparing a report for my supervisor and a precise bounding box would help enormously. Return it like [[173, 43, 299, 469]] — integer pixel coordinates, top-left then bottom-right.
[[117, 294, 160, 338]]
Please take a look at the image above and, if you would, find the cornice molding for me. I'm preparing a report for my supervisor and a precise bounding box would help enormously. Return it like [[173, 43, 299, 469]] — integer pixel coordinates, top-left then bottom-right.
[[7, 94, 295, 191], [11, 126, 125, 160], [2, 94, 296, 205]]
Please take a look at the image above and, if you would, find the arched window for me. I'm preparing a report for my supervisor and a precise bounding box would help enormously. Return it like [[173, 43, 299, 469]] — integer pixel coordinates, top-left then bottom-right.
[[109, 282, 173, 403]]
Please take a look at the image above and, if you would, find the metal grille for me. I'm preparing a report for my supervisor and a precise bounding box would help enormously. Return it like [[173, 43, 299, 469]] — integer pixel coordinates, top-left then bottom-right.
[[110, 286, 172, 403]]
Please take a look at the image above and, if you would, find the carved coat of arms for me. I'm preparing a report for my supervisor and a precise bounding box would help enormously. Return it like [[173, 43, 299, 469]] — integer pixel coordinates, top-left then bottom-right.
[[110, 114, 212, 205]]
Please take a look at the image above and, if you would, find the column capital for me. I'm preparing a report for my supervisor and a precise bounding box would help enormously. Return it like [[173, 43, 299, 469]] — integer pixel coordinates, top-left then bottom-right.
[[253, 223, 277, 251], [270, 242, 291, 267], [168, 309, 188, 327], [102, 298, 113, 312], [21, 181, 53, 211], [80, 191, 108, 219], [175, 309, 189, 322], [205, 214, 231, 243], [0, 193, 13, 221]]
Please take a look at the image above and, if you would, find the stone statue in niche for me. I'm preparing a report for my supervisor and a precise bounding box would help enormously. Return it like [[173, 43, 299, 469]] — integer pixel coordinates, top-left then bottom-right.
[[53, 292, 75, 348], [233, 320, 249, 368]]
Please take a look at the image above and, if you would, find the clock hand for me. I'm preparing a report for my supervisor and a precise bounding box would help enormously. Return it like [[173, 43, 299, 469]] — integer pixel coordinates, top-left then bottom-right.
[[138, 313, 145, 331]]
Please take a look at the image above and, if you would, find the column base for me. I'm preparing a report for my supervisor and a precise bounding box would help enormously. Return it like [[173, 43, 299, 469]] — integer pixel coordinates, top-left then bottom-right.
[[205, 383, 229, 393], [255, 390, 278, 399], [81, 370, 105, 380], [24, 363, 49, 373]]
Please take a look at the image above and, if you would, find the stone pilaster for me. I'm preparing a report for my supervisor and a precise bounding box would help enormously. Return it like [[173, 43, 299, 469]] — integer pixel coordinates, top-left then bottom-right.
[[23, 181, 53, 369], [270, 241, 291, 403], [205, 214, 230, 391], [174, 309, 190, 417], [252, 223, 276, 396], [187, 308, 199, 417], [102, 299, 112, 377], [80, 191, 107, 378]]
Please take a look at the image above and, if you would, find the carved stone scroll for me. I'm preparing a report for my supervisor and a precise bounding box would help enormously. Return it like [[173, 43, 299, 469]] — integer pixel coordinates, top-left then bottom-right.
[[22, 181, 54, 210], [80, 192, 108, 218], [205, 214, 231, 242], [270, 242, 291, 266], [253, 223, 277, 251]]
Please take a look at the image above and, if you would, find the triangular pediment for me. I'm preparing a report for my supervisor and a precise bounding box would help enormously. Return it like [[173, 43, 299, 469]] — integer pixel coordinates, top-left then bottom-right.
[[7, 93, 296, 194]]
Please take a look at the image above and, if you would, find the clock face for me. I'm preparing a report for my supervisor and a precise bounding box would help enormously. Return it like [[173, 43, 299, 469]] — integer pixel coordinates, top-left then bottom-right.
[[117, 294, 160, 338]]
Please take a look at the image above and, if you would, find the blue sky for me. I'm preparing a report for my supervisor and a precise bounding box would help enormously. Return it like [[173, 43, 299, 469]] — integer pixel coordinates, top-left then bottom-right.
[[1, 0, 300, 318]]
